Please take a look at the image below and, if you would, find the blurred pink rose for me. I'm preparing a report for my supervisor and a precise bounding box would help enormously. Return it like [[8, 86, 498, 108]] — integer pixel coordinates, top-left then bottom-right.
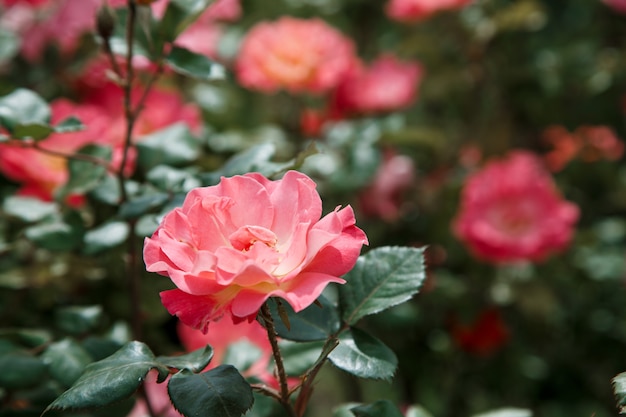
[[359, 150, 416, 221], [332, 54, 423, 115], [151, 0, 241, 60], [144, 171, 368, 332], [0, 0, 48, 6], [0, 99, 109, 203], [603, 0, 626, 14], [127, 316, 274, 417], [178, 316, 274, 382], [0, 83, 200, 203], [3, 0, 121, 61], [386, 0, 472, 22], [235, 17, 357, 94], [452, 151, 579, 264], [542, 124, 624, 172]]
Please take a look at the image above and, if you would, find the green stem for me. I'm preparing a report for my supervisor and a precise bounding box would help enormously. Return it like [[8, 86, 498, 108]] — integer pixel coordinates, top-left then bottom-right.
[[259, 303, 298, 417]]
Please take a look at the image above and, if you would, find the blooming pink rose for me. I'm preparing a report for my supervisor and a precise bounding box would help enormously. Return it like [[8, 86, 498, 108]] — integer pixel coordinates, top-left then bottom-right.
[[359, 150, 416, 221], [144, 171, 368, 332], [385, 0, 472, 22], [452, 151, 579, 264], [235, 17, 357, 94], [332, 54, 423, 115]]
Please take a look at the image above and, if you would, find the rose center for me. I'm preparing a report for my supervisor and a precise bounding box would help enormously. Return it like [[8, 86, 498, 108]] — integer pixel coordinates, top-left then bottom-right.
[[229, 225, 278, 252]]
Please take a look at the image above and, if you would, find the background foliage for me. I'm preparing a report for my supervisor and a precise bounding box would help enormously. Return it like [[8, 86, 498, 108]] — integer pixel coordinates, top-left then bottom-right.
[[0, 0, 626, 416]]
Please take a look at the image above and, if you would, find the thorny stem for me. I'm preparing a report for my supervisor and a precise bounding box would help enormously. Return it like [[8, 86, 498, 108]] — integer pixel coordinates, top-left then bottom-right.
[[7, 140, 116, 173], [260, 303, 298, 417], [118, 0, 138, 206]]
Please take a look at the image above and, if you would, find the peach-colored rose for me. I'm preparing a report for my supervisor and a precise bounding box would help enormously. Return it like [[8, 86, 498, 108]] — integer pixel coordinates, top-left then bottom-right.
[[385, 0, 472, 22], [332, 54, 423, 115], [452, 151, 579, 264], [144, 171, 368, 332], [235, 17, 357, 94]]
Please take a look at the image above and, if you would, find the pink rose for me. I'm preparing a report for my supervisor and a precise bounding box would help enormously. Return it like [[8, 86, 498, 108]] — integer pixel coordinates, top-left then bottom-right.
[[150, 0, 241, 60], [332, 54, 424, 115], [178, 317, 274, 382], [144, 171, 368, 332], [127, 316, 276, 417], [0, 83, 200, 203], [7, 0, 118, 61], [359, 149, 416, 221], [603, 0, 626, 14], [235, 17, 357, 94], [452, 151, 579, 264], [385, 0, 472, 22]]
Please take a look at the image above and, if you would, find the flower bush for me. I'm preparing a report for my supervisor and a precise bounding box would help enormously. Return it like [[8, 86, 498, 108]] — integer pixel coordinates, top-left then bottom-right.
[[0, 1, 625, 417]]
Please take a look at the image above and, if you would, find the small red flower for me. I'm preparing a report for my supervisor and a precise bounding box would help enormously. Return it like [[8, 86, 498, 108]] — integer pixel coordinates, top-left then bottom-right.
[[450, 308, 510, 357]]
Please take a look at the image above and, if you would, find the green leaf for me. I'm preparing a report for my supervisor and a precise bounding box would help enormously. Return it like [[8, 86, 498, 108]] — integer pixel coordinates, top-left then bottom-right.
[[44, 341, 169, 413], [0, 28, 19, 61], [56, 144, 112, 200], [81, 337, 124, 362], [200, 143, 284, 185], [157, 0, 212, 43], [24, 212, 85, 252], [279, 340, 325, 376], [12, 123, 54, 140], [168, 365, 254, 417], [157, 345, 214, 373], [3, 196, 56, 222], [350, 400, 405, 417], [0, 352, 48, 389], [136, 123, 200, 170], [146, 165, 200, 192], [328, 328, 397, 380], [471, 409, 532, 417], [221, 341, 263, 374], [614, 372, 626, 414], [269, 295, 341, 341], [166, 46, 220, 79], [83, 221, 129, 255], [333, 403, 363, 417], [0, 88, 51, 132], [405, 405, 435, 417], [54, 116, 84, 133], [41, 339, 93, 388], [55, 305, 103, 335], [118, 192, 170, 219], [0, 328, 52, 348], [339, 246, 426, 325]]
